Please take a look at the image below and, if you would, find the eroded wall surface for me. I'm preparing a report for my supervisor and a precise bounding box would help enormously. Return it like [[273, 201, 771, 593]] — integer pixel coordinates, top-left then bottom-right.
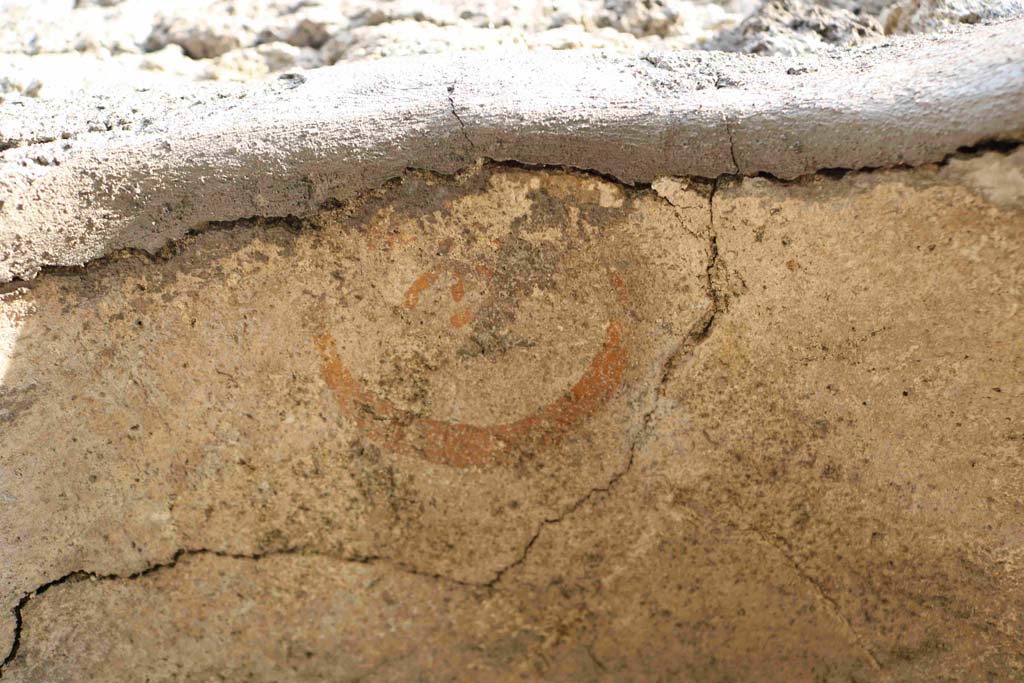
[[0, 151, 1022, 681]]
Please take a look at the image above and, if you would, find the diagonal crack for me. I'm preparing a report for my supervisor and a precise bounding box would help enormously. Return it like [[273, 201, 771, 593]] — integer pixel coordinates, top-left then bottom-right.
[[653, 176, 880, 673], [747, 526, 883, 672], [446, 83, 475, 154], [483, 181, 724, 589], [482, 428, 640, 588], [703, 179, 878, 672]]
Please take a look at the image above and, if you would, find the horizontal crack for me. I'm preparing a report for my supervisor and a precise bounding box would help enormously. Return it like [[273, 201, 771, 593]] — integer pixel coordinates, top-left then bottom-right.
[[755, 138, 1022, 184], [0, 546, 484, 677], [3, 140, 1021, 286]]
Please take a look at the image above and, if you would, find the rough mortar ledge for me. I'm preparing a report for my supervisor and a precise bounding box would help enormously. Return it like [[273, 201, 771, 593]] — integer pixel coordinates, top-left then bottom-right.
[[1, 18, 1023, 283]]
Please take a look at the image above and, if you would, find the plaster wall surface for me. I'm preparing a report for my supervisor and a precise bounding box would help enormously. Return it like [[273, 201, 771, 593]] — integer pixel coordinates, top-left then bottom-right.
[[1, 150, 1022, 681]]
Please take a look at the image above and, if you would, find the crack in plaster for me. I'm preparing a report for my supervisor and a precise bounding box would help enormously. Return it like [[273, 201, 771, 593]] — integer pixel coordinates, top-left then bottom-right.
[[686, 181, 881, 672], [482, 183, 723, 589], [446, 83, 475, 154], [1, 141, 1020, 288], [724, 119, 740, 175], [0, 546, 487, 677], [4, 142, 1017, 671], [0, 162, 720, 675], [0, 166, 727, 675], [747, 526, 884, 673]]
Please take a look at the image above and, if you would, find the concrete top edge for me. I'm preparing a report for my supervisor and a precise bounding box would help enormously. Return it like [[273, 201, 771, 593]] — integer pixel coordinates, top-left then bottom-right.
[[1, 18, 1022, 282]]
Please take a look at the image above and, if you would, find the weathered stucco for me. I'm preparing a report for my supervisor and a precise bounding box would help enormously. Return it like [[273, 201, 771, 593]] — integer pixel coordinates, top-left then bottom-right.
[[1, 145, 1022, 680]]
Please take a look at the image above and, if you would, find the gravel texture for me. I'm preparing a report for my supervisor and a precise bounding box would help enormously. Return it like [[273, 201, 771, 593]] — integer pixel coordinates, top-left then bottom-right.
[[1, 0, 1022, 99]]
